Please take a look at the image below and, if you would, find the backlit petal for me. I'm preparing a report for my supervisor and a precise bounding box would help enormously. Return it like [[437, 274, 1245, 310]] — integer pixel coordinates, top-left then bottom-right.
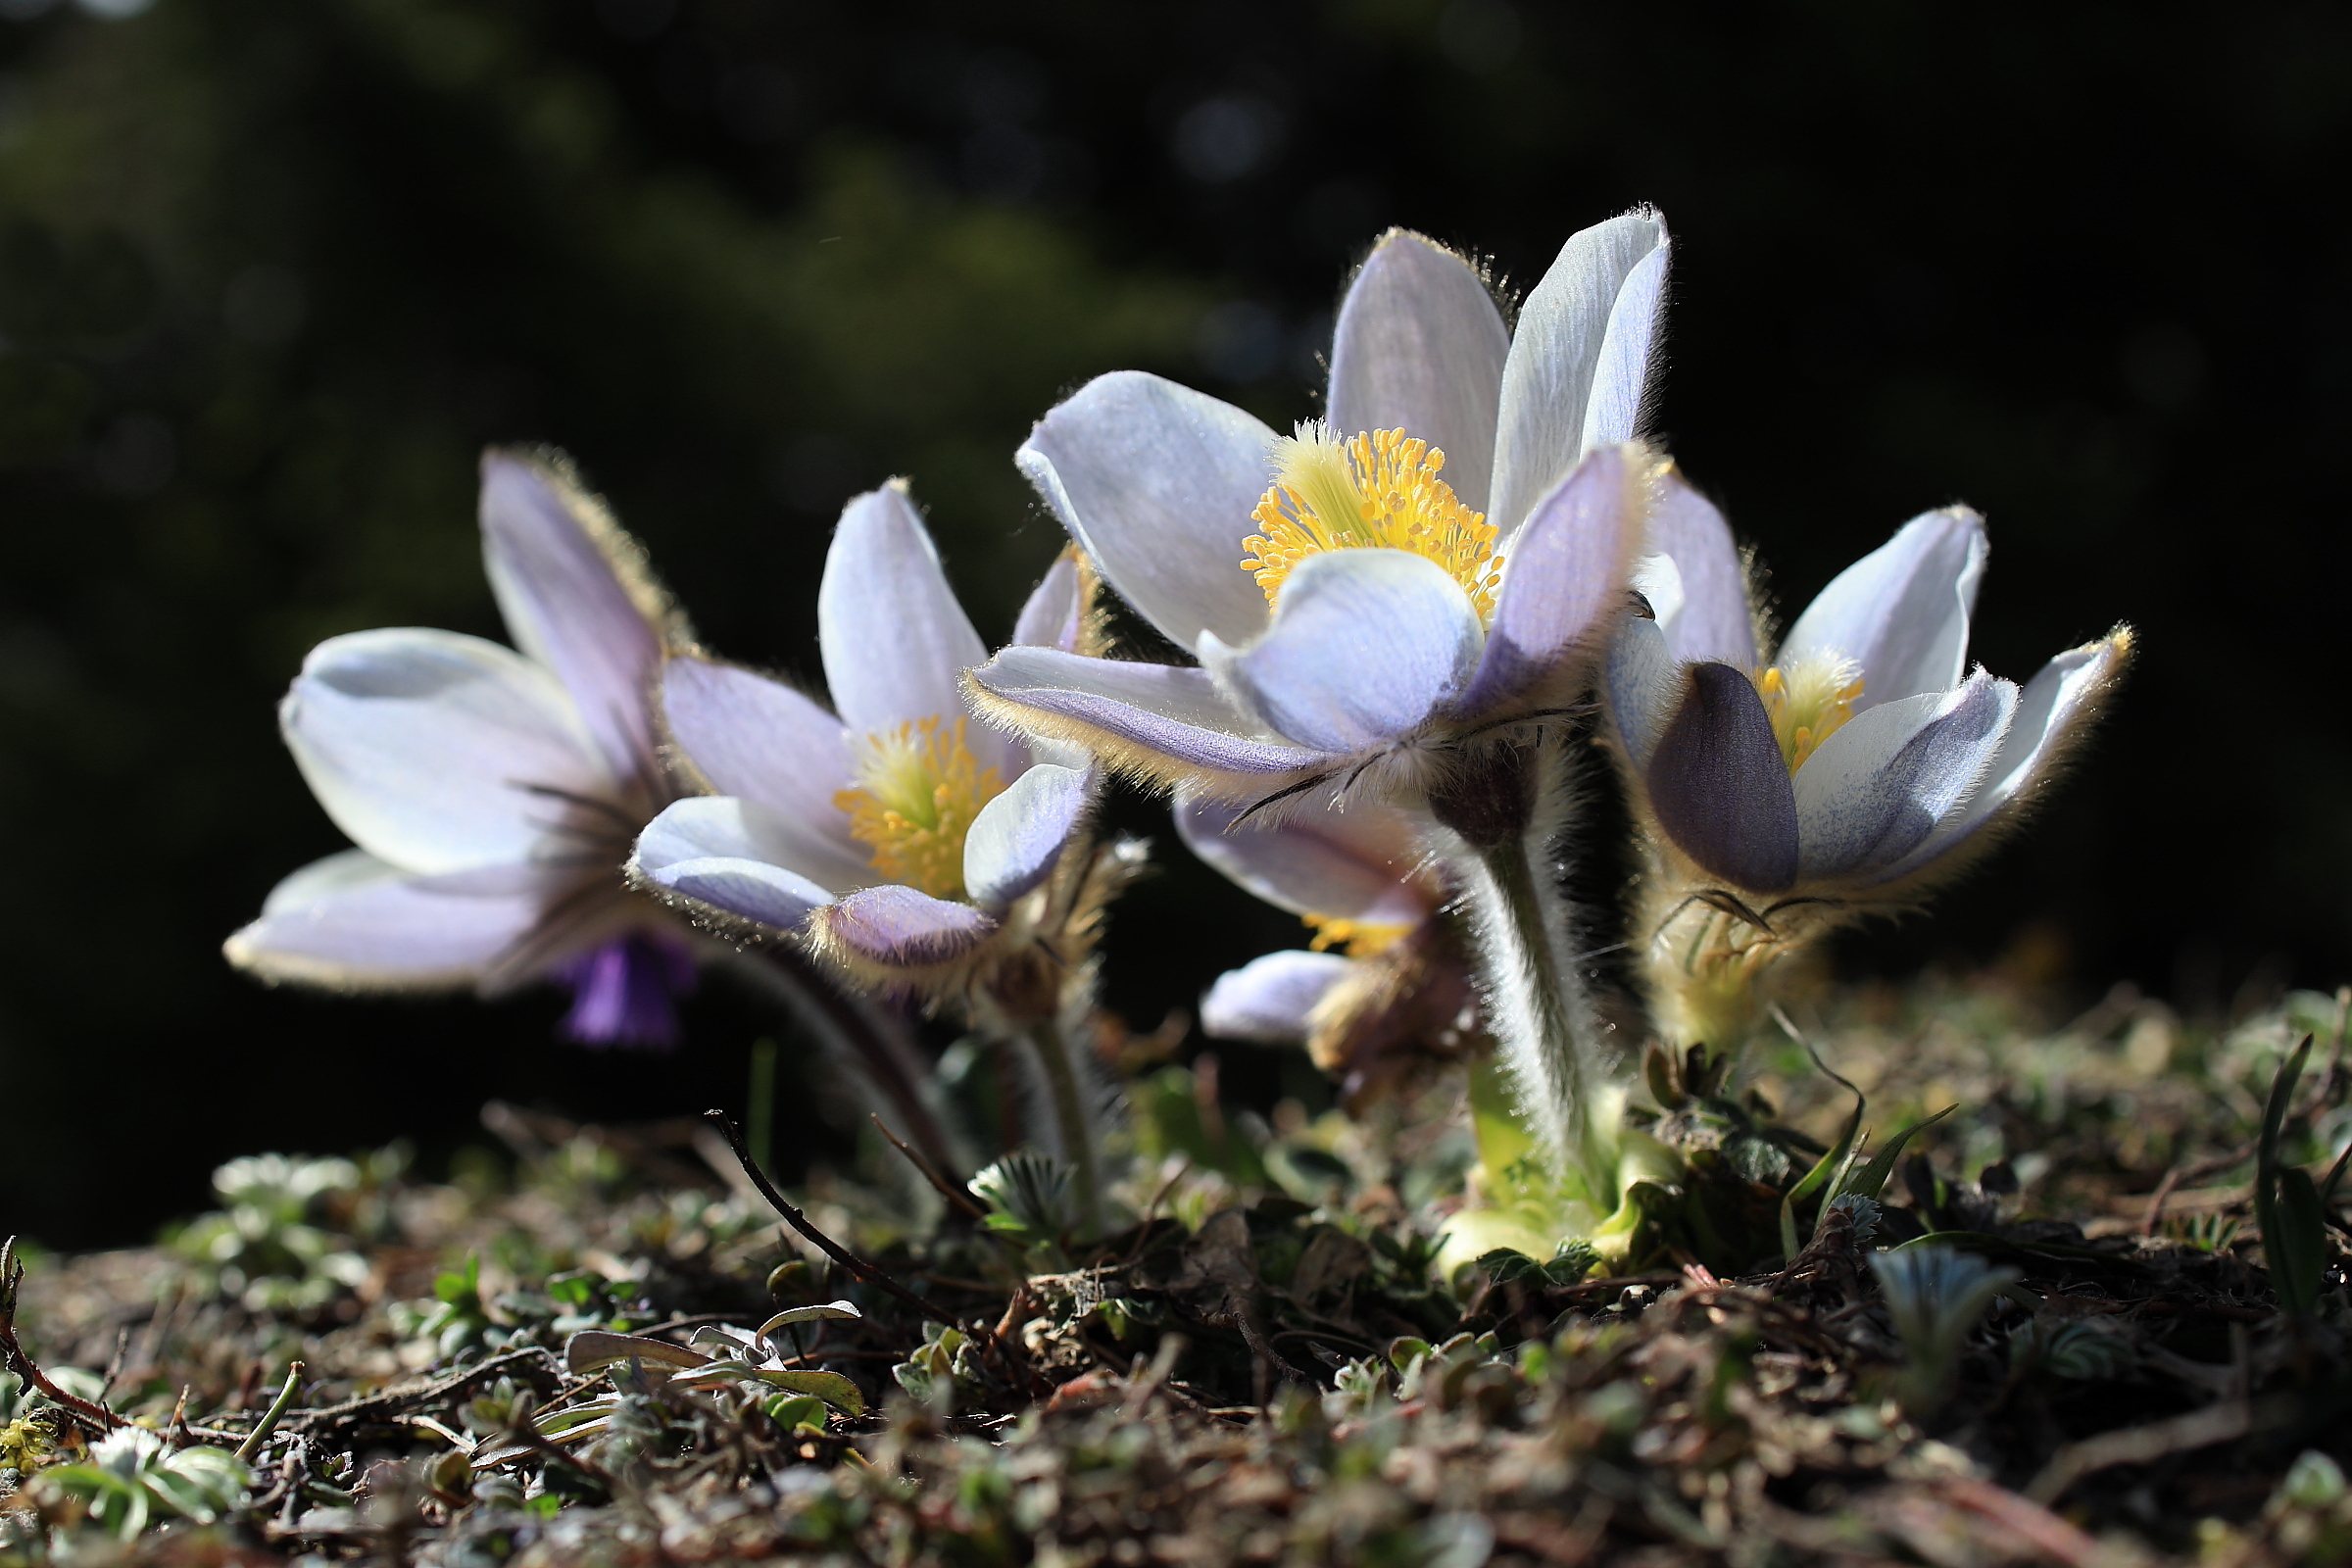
[[638, 856, 834, 934], [1792, 670, 2015, 883], [1010, 553, 1084, 652], [963, 762, 1092, 909], [1604, 614, 1679, 774], [633, 795, 860, 896], [1201, 950, 1355, 1044], [283, 627, 608, 876], [1782, 508, 1986, 710], [967, 646, 1338, 781], [479, 452, 666, 786], [816, 885, 996, 968], [1489, 210, 1669, 541], [1016, 370, 1278, 655], [1646, 472, 1754, 669], [1199, 549, 1481, 754], [1579, 240, 1670, 454], [1327, 230, 1510, 514], [1644, 661, 1799, 894], [1462, 445, 1642, 712], [1177, 785, 1432, 924], [224, 850, 544, 989], [659, 656, 869, 889]]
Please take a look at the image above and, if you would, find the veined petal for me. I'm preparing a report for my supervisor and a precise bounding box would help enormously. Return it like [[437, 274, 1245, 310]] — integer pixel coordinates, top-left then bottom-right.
[[638, 856, 834, 934], [963, 762, 1092, 909], [818, 482, 1015, 774], [1792, 670, 2016, 884], [815, 885, 995, 968], [225, 850, 545, 989], [660, 657, 869, 890], [1461, 444, 1645, 712], [1488, 210, 1669, 542], [965, 646, 1338, 787], [1604, 613, 1679, 774], [1882, 630, 2132, 880], [284, 627, 609, 876], [1199, 549, 1481, 754], [1782, 508, 1987, 710], [1644, 661, 1799, 894], [1177, 786, 1432, 924], [1327, 230, 1510, 514], [1011, 552, 1084, 652], [1578, 240, 1670, 454], [479, 452, 667, 786], [1646, 471, 1754, 669], [1015, 370, 1278, 655], [1200, 950, 1355, 1045], [633, 795, 859, 896]]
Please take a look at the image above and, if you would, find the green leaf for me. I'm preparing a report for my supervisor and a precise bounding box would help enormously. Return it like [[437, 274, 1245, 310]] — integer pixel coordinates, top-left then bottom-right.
[[758, 1301, 861, 1335], [751, 1368, 866, 1415], [1834, 1105, 1957, 1206], [2276, 1166, 2328, 1316], [1779, 1078, 1864, 1259], [2257, 1036, 2317, 1316], [565, 1331, 710, 1376], [763, 1393, 829, 1433]]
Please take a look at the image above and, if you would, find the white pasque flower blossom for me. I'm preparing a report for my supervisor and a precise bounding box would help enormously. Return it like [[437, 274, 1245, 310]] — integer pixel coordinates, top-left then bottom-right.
[[225, 452, 699, 1047]]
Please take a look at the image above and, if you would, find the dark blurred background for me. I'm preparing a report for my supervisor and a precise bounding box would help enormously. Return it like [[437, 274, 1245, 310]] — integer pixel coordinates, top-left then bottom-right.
[[4, 0, 2347, 1246]]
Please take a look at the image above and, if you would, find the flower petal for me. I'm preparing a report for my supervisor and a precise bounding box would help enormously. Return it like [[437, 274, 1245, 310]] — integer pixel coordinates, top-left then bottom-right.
[[1200, 950, 1355, 1044], [1461, 444, 1643, 712], [1015, 370, 1278, 655], [1488, 210, 1669, 541], [818, 481, 1015, 773], [815, 885, 995, 968], [1781, 508, 1987, 710], [1176, 785, 1432, 923], [1578, 240, 1670, 454], [283, 627, 608, 876], [1198, 549, 1481, 754], [1644, 661, 1799, 894], [1882, 630, 2132, 879], [1603, 613, 1679, 774], [479, 452, 667, 786], [1791, 670, 2016, 884], [1646, 471, 1754, 669], [224, 850, 544, 988], [1327, 230, 1510, 514], [640, 856, 835, 933], [963, 762, 1092, 909], [1011, 552, 1084, 652], [659, 656, 870, 889], [633, 794, 859, 893], [966, 646, 1338, 785]]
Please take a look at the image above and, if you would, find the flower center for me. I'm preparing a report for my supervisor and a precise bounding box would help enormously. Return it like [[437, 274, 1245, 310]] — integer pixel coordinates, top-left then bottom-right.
[[1752, 651, 1864, 772], [1241, 422, 1502, 619], [832, 715, 1004, 900], [1303, 911, 1409, 957]]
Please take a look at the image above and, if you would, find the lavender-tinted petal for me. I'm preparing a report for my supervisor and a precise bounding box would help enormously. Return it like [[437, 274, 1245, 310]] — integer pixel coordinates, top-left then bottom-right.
[[1015, 370, 1277, 655], [633, 794, 855, 891], [1176, 786, 1431, 924], [660, 657, 869, 888], [555, 931, 699, 1049], [223, 850, 544, 987], [963, 763, 1092, 909], [284, 627, 608, 875], [1782, 509, 1987, 710], [1011, 553, 1084, 652], [479, 452, 665, 786], [1199, 550, 1480, 754], [1488, 210, 1668, 541], [1462, 445, 1642, 713], [1201, 950, 1355, 1044], [967, 646, 1337, 779], [1644, 661, 1799, 893], [1646, 471, 1754, 668], [638, 850, 835, 933], [1577, 241, 1670, 454], [818, 482, 1014, 774], [1792, 671, 2016, 883], [1603, 613, 1679, 773], [1327, 230, 1510, 513], [817, 885, 996, 967]]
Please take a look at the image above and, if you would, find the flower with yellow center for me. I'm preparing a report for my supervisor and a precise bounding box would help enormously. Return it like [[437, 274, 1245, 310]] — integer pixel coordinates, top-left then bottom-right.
[[1301, 911, 1411, 956], [1753, 651, 1864, 772], [1242, 423, 1504, 619], [833, 716, 1004, 902]]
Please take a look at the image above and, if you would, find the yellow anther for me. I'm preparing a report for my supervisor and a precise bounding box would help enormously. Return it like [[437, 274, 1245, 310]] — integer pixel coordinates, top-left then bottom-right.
[[1302, 912, 1409, 957], [1752, 652, 1864, 773], [1241, 422, 1502, 619], [832, 715, 1003, 901]]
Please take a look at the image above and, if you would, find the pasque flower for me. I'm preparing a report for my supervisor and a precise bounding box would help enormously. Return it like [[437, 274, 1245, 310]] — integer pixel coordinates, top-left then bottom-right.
[[225, 453, 700, 1047], [1606, 470, 2131, 1041], [962, 214, 1669, 813]]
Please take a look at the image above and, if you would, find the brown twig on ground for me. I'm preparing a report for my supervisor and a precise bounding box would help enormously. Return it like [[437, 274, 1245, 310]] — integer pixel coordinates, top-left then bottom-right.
[[869, 1114, 987, 1221], [2026, 1393, 2300, 1504], [287, 1346, 564, 1430], [0, 1236, 121, 1435]]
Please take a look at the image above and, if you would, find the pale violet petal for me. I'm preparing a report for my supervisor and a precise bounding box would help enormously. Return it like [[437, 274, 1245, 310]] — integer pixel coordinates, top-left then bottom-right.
[[968, 646, 1338, 779], [1644, 662, 1799, 894], [1200, 950, 1355, 1044], [1199, 549, 1480, 754], [962, 763, 1092, 909], [1781, 509, 1987, 710], [1630, 553, 1685, 635], [633, 795, 861, 896], [1604, 613, 1679, 774], [1015, 370, 1277, 655], [1176, 786, 1431, 924], [1577, 242, 1669, 453], [225, 854, 544, 988], [1326, 230, 1510, 514], [1791, 671, 2015, 884], [640, 856, 834, 934], [283, 627, 608, 876], [1488, 210, 1668, 541], [817, 885, 995, 968], [479, 453, 665, 786], [660, 657, 869, 888], [1010, 553, 1083, 652], [1461, 445, 1640, 713], [1647, 472, 1754, 669]]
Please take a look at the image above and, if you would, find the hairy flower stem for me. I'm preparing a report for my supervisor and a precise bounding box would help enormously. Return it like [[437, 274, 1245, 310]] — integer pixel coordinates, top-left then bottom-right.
[[1019, 1015, 1104, 1236]]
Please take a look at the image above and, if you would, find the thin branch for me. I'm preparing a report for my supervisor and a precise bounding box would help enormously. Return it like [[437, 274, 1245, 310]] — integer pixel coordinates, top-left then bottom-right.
[[0, 1237, 121, 1434], [870, 1114, 988, 1221]]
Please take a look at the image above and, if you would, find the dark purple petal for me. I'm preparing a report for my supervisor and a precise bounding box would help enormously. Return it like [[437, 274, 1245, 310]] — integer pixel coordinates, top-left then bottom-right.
[[556, 931, 698, 1049], [1460, 445, 1641, 713], [817, 885, 996, 968], [1644, 662, 1798, 894]]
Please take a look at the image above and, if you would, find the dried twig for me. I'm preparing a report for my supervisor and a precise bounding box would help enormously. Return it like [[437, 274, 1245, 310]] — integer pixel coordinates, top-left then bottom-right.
[[0, 1235, 121, 1434], [870, 1113, 987, 1221], [288, 1346, 564, 1430]]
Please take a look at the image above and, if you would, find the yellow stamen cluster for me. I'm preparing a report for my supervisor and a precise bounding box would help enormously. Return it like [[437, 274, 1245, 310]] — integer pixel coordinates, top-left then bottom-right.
[[832, 715, 1004, 901], [1753, 651, 1865, 772], [1302, 912, 1410, 957], [1241, 423, 1502, 619]]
